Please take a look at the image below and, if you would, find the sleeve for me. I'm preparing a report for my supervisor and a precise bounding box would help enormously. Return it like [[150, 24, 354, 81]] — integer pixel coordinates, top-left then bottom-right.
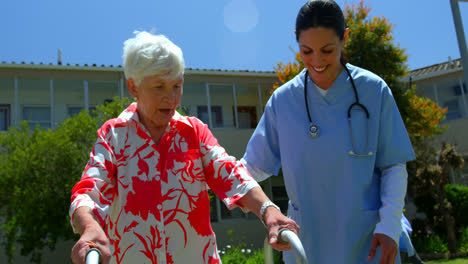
[[240, 158, 272, 182], [399, 214, 415, 255], [69, 124, 117, 232], [375, 85, 415, 168], [374, 163, 408, 246], [193, 118, 260, 210], [242, 96, 282, 176]]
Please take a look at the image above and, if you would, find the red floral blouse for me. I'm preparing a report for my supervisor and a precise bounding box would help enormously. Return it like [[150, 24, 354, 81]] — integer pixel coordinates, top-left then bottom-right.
[[69, 103, 259, 264]]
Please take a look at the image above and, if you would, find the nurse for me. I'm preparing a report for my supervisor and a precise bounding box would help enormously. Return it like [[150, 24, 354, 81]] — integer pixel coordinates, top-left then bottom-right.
[[241, 0, 415, 263]]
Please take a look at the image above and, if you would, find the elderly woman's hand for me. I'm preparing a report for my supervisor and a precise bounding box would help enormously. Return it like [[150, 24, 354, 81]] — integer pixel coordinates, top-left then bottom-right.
[[71, 207, 111, 264], [71, 224, 111, 264], [262, 206, 300, 251]]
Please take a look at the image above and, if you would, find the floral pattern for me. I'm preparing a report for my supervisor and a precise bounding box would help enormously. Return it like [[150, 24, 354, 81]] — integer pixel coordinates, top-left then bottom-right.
[[70, 103, 258, 264]]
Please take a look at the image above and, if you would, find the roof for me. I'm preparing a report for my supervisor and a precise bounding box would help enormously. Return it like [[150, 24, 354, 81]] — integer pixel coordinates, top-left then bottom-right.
[[0, 61, 276, 77], [404, 58, 463, 81], [3, 58, 463, 80]]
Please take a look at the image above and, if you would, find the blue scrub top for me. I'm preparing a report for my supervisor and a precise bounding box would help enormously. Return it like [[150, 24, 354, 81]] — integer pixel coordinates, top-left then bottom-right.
[[243, 64, 415, 263]]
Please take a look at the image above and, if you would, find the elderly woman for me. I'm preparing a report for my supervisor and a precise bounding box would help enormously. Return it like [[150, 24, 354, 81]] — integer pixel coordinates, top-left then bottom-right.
[[69, 31, 298, 264]]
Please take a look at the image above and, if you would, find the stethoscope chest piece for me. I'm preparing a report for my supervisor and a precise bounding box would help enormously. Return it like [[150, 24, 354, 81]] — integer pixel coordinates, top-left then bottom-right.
[[309, 124, 319, 138]]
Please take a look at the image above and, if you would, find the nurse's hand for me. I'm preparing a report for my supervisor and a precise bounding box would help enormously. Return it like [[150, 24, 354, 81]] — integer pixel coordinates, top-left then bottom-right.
[[366, 233, 398, 264], [263, 206, 300, 251]]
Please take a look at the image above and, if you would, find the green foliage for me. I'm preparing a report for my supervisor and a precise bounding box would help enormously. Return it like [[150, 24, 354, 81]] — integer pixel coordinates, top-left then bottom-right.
[[272, 1, 446, 148], [219, 245, 266, 264], [343, 0, 408, 91], [343, 1, 447, 148], [425, 258, 468, 264], [457, 227, 468, 253], [413, 183, 468, 256], [445, 185, 468, 231], [401, 89, 447, 147], [219, 230, 282, 264], [219, 243, 282, 264], [272, 51, 303, 93], [412, 145, 465, 254], [92, 97, 133, 126], [0, 96, 131, 263], [411, 218, 449, 254]]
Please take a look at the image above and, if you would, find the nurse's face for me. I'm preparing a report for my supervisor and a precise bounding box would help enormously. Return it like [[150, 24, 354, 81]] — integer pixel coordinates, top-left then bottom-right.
[[297, 27, 348, 90]]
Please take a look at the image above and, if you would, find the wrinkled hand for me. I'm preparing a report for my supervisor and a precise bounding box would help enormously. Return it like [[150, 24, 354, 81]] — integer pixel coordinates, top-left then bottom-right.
[[263, 207, 300, 251], [367, 233, 398, 264], [71, 225, 111, 264]]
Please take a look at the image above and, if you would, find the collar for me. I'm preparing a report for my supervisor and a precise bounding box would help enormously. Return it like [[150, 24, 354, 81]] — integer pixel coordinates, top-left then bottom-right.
[[116, 102, 192, 128]]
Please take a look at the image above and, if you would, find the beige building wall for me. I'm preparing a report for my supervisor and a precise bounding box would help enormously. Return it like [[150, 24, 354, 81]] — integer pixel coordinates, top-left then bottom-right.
[[406, 59, 468, 185]]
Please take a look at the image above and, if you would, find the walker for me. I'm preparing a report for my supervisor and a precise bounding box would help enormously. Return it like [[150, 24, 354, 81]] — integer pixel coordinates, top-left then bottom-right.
[[85, 248, 101, 264], [263, 228, 308, 264], [85, 228, 308, 264]]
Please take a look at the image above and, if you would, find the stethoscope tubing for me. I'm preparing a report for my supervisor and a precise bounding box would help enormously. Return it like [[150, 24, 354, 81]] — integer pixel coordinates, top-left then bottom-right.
[[304, 61, 372, 156], [304, 61, 369, 125]]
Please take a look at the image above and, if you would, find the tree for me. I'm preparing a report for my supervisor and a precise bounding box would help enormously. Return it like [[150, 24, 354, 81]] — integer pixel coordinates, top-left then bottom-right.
[[342, 0, 446, 144], [343, 1, 407, 91], [273, 1, 408, 93], [272, 2, 446, 174], [0, 96, 132, 263], [415, 144, 465, 254], [272, 1, 447, 143]]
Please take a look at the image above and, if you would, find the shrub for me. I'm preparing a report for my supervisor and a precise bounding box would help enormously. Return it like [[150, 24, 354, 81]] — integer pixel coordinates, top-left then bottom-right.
[[411, 218, 449, 254], [219, 229, 282, 264], [445, 184, 468, 231], [458, 227, 468, 253], [0, 96, 132, 263], [414, 184, 468, 241]]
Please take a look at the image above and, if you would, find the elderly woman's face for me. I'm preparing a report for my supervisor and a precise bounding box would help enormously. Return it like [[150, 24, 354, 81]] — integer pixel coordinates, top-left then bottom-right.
[[131, 74, 183, 129]]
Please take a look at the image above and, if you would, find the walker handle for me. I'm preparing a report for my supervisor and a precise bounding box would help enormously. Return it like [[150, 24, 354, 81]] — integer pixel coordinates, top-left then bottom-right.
[[85, 248, 102, 264], [264, 228, 308, 264]]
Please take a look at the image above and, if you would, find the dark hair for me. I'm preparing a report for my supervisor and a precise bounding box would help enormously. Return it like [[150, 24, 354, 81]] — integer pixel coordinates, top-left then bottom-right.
[[295, 0, 346, 41]]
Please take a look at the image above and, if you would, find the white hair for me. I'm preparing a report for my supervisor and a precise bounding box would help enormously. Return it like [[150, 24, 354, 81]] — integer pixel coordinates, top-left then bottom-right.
[[123, 31, 185, 85]]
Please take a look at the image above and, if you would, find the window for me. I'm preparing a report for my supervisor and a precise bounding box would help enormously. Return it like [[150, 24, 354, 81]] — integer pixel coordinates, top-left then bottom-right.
[[209, 191, 219, 222], [68, 107, 83, 117], [0, 104, 10, 131], [234, 83, 261, 128], [453, 83, 467, 96], [272, 186, 289, 214], [53, 79, 85, 124], [443, 100, 461, 121], [23, 106, 51, 129], [208, 84, 235, 128], [197, 106, 223, 127], [235, 106, 257, 128], [209, 193, 251, 222], [88, 80, 119, 107], [67, 106, 97, 118]]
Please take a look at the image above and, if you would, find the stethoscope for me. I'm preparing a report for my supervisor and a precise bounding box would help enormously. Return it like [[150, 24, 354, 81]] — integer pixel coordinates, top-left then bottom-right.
[[304, 61, 373, 156]]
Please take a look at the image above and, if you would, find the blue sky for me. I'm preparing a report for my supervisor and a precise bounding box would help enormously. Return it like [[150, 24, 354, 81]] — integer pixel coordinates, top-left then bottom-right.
[[1, 0, 467, 72]]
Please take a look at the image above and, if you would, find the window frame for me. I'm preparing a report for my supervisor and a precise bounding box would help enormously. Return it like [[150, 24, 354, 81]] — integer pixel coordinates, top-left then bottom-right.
[[0, 104, 11, 131], [22, 105, 52, 129]]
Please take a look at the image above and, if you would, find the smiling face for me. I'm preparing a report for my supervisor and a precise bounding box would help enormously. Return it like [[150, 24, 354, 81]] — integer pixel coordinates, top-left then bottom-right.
[[128, 74, 183, 130], [298, 26, 348, 90]]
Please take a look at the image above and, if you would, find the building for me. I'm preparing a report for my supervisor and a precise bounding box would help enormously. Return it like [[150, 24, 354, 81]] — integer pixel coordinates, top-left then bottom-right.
[[1, 57, 468, 262], [0, 61, 288, 263], [401, 57, 468, 185]]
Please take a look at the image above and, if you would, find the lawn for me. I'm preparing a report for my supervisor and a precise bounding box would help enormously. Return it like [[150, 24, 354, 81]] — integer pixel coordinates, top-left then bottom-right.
[[424, 258, 468, 264]]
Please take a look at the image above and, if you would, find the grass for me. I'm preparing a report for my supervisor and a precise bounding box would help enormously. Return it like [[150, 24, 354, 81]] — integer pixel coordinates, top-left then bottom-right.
[[424, 258, 468, 264]]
